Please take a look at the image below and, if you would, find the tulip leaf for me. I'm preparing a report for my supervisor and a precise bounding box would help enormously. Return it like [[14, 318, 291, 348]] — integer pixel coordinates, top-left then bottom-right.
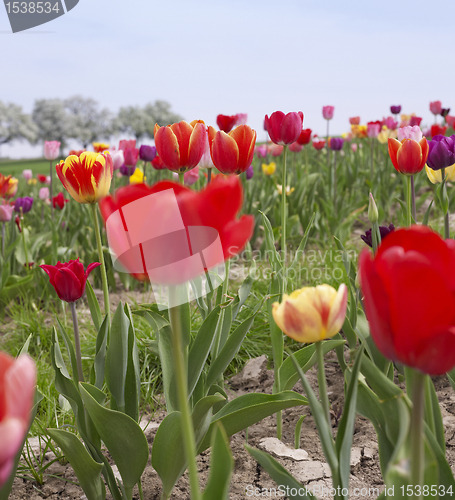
[[260, 210, 281, 270], [424, 376, 445, 453], [202, 423, 234, 500], [105, 302, 130, 413], [231, 273, 255, 321], [158, 324, 179, 413], [79, 383, 149, 492], [47, 429, 105, 500], [152, 395, 224, 498], [288, 212, 315, 273], [217, 302, 233, 354], [424, 422, 455, 494], [279, 339, 345, 392], [188, 305, 221, 398], [197, 391, 308, 454], [86, 280, 102, 333], [245, 445, 316, 499], [335, 346, 364, 493], [91, 315, 109, 390], [123, 303, 141, 422], [267, 273, 283, 394], [422, 199, 434, 226], [55, 317, 79, 385], [205, 311, 257, 390]]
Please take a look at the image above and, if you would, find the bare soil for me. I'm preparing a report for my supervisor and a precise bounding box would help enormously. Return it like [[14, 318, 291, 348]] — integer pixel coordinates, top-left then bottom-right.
[[7, 352, 455, 500]]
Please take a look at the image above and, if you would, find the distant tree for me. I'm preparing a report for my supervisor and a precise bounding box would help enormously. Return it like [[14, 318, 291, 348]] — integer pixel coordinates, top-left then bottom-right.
[[32, 98, 72, 149], [64, 95, 113, 148], [0, 101, 38, 146], [117, 101, 183, 142]]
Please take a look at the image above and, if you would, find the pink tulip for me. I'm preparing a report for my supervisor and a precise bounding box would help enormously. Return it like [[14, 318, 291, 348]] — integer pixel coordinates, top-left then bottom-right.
[[268, 144, 284, 157], [430, 101, 442, 116], [255, 145, 267, 158], [289, 142, 303, 153], [235, 113, 248, 125], [322, 106, 335, 120], [118, 140, 136, 151], [446, 115, 455, 128], [184, 166, 200, 186], [43, 141, 60, 161], [110, 150, 125, 171], [349, 117, 360, 125], [397, 126, 423, 142], [124, 148, 139, 167], [383, 117, 398, 130], [0, 204, 14, 222], [0, 352, 36, 487], [39, 187, 50, 200], [198, 129, 214, 169], [351, 143, 358, 153], [22, 170, 33, 181], [367, 122, 381, 138], [264, 111, 304, 146]]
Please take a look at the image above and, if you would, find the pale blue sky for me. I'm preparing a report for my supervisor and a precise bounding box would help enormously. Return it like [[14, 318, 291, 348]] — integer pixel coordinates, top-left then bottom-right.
[[1, 0, 455, 157]]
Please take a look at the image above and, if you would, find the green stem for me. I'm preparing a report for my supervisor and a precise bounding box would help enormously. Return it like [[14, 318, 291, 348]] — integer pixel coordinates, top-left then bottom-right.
[[20, 208, 29, 272], [90, 203, 111, 324], [169, 289, 201, 500], [316, 341, 331, 431], [333, 151, 337, 208], [179, 172, 185, 185], [50, 159, 54, 221], [143, 160, 148, 184], [370, 138, 374, 182], [69, 301, 84, 382], [442, 167, 449, 239], [1, 222, 5, 258], [406, 175, 412, 227], [411, 175, 416, 222], [207, 168, 212, 185], [410, 370, 425, 500], [138, 479, 144, 500], [281, 145, 288, 288]]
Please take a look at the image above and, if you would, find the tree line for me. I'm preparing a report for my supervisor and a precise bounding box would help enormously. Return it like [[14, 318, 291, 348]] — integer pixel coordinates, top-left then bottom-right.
[[0, 96, 183, 152]]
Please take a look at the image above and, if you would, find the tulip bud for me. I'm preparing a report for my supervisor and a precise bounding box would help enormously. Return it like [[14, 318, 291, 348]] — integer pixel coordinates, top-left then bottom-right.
[[368, 193, 378, 223]]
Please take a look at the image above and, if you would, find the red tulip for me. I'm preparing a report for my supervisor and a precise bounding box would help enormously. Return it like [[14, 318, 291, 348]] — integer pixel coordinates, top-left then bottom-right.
[[312, 138, 325, 150], [0, 352, 36, 487], [37, 174, 48, 184], [52, 192, 69, 210], [154, 120, 206, 173], [40, 259, 100, 303], [216, 114, 238, 133], [360, 226, 455, 375], [264, 111, 304, 146], [388, 134, 429, 175], [207, 125, 256, 174], [430, 101, 442, 116], [99, 176, 253, 285], [289, 142, 303, 153], [151, 155, 166, 170], [296, 128, 312, 145], [118, 140, 136, 151], [431, 124, 448, 138], [349, 117, 360, 125]]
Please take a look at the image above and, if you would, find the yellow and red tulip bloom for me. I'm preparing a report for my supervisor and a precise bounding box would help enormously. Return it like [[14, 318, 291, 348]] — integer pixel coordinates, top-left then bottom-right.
[[388, 135, 429, 175], [56, 151, 113, 204], [0, 174, 18, 199], [207, 125, 256, 175], [93, 142, 110, 153], [272, 284, 347, 343], [154, 120, 206, 173]]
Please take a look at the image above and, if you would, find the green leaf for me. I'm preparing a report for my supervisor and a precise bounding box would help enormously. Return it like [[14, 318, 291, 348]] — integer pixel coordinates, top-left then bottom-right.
[[267, 273, 283, 390], [188, 305, 221, 398], [0, 273, 33, 306], [105, 302, 130, 412], [158, 324, 179, 413], [79, 383, 149, 492], [124, 303, 141, 422], [245, 445, 316, 499], [231, 274, 255, 321], [47, 429, 105, 500], [198, 391, 308, 454], [422, 199, 434, 226], [335, 346, 364, 493], [424, 376, 445, 454], [205, 312, 256, 390], [288, 213, 315, 273], [279, 339, 345, 392], [92, 315, 109, 389], [18, 333, 32, 356], [86, 280, 103, 332], [260, 210, 281, 270], [202, 423, 234, 500]]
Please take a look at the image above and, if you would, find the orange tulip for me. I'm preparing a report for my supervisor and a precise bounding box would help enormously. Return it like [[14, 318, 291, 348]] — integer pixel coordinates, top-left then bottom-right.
[[56, 151, 113, 204], [388, 137, 429, 175], [154, 120, 206, 173], [0, 174, 18, 199], [207, 125, 256, 174]]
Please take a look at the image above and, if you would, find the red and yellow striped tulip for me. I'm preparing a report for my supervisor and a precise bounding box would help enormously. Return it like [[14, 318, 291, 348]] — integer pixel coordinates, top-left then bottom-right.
[[56, 151, 113, 204], [0, 174, 18, 199]]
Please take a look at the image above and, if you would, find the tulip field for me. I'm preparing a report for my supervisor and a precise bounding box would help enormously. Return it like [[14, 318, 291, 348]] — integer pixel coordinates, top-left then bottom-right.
[[2, 104, 455, 500]]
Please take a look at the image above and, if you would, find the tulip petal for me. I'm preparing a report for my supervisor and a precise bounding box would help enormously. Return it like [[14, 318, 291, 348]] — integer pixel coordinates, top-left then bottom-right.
[[220, 215, 254, 260], [53, 268, 83, 302], [170, 121, 193, 167], [5, 355, 36, 422], [211, 131, 240, 174], [280, 112, 303, 145], [187, 123, 206, 169], [388, 138, 401, 172], [326, 284, 348, 337], [0, 418, 25, 472], [396, 139, 423, 174], [229, 126, 257, 172], [155, 126, 181, 171], [265, 111, 285, 145], [408, 327, 455, 375], [85, 262, 101, 278]]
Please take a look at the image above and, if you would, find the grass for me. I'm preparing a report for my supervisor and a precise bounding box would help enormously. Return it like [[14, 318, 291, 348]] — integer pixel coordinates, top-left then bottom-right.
[[0, 157, 65, 176]]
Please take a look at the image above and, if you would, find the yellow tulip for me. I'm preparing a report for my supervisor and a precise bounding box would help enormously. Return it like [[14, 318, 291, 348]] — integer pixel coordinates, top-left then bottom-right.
[[129, 168, 146, 184], [262, 162, 276, 176], [27, 178, 38, 185], [272, 284, 347, 343], [425, 163, 455, 184], [351, 125, 367, 139], [276, 184, 295, 196]]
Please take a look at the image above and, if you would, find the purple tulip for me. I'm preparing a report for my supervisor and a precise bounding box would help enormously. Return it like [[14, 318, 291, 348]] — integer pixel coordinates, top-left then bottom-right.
[[139, 145, 157, 162], [427, 135, 455, 171], [14, 197, 34, 214], [246, 164, 254, 180], [390, 105, 401, 115], [441, 108, 451, 118], [329, 137, 344, 151], [361, 223, 395, 248], [119, 164, 136, 176]]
